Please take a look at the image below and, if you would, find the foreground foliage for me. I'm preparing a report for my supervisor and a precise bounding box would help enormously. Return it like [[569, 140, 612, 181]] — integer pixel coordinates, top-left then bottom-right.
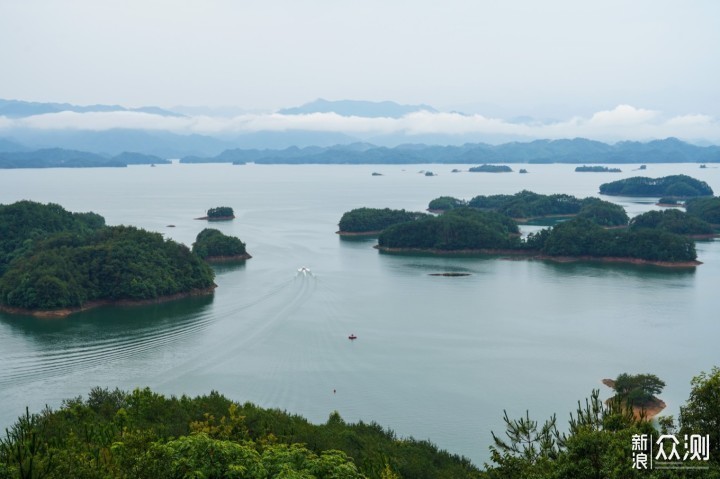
[[486, 367, 720, 478], [0, 388, 480, 479]]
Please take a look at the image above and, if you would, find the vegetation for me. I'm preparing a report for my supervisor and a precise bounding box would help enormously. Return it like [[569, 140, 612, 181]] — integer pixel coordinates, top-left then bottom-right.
[[532, 218, 697, 262], [519, 169, 528, 174], [658, 197, 681, 205], [469, 164, 513, 173], [599, 174, 714, 197], [192, 228, 250, 260], [0, 200, 105, 276], [428, 196, 466, 211], [680, 366, 720, 465], [0, 149, 167, 168], [610, 373, 665, 407], [0, 387, 480, 479], [575, 165, 622, 172], [576, 198, 629, 226], [207, 206, 235, 219], [468, 191, 585, 218], [685, 197, 720, 224], [378, 208, 520, 251], [338, 208, 429, 233], [629, 209, 714, 235], [0, 201, 215, 311]]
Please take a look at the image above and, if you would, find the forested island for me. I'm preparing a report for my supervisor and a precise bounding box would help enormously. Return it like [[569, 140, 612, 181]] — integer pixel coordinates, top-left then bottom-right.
[[685, 197, 720, 224], [196, 206, 235, 221], [575, 165, 621, 172], [629, 209, 715, 237], [428, 191, 629, 226], [376, 207, 698, 266], [468, 164, 512, 173], [599, 174, 713, 197], [192, 228, 251, 261], [0, 201, 215, 316], [337, 208, 429, 235]]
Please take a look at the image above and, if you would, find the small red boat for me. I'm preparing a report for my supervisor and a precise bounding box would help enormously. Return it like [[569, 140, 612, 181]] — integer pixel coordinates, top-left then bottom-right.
[[348, 334, 357, 340]]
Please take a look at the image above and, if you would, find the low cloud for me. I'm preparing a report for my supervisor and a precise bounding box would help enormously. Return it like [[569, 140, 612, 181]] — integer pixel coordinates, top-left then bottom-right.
[[1, 105, 718, 144]]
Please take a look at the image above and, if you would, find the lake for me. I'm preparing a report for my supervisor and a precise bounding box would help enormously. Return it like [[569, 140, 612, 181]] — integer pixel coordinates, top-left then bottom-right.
[[1, 162, 718, 466]]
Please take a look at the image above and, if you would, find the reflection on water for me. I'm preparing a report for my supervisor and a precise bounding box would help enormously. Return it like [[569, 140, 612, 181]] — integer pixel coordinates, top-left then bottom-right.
[[0, 295, 214, 389]]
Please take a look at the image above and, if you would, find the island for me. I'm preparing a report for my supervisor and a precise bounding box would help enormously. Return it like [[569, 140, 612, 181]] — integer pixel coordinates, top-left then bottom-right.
[[337, 208, 429, 236], [371, 172, 383, 176], [657, 197, 682, 206], [519, 168, 528, 174], [599, 174, 714, 197], [424, 171, 435, 176], [629, 209, 714, 237], [192, 228, 251, 261], [602, 373, 666, 420], [427, 196, 466, 212], [378, 208, 521, 252], [0, 148, 169, 168], [468, 164, 513, 173], [196, 206, 235, 221], [0, 201, 216, 317], [575, 165, 622, 172], [377, 207, 698, 266], [427, 191, 629, 226], [685, 197, 720, 224]]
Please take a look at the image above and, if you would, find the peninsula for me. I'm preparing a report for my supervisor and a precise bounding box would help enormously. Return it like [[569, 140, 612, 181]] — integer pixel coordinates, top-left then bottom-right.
[[337, 207, 429, 236]]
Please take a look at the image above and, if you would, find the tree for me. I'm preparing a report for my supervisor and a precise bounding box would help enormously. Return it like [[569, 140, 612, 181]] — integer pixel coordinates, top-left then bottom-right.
[[611, 373, 665, 407], [680, 367, 720, 466]]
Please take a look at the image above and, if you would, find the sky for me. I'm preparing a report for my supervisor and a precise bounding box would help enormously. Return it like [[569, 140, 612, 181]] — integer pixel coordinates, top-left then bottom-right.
[[1, 0, 719, 143]]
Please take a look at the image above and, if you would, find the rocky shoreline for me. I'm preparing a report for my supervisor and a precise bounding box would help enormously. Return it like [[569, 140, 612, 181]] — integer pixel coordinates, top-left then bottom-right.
[[204, 254, 252, 262], [374, 245, 701, 267], [0, 285, 217, 318]]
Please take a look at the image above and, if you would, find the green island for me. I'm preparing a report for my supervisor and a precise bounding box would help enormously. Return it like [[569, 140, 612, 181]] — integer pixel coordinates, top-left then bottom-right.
[[0, 201, 215, 317], [428, 191, 629, 226], [629, 209, 715, 237], [657, 197, 682, 206], [197, 206, 236, 221], [599, 174, 713, 197], [3, 366, 720, 478], [337, 208, 429, 236], [428, 196, 467, 212], [685, 196, 720, 224], [575, 165, 622, 172], [468, 164, 513, 173], [377, 208, 698, 266], [192, 228, 252, 261]]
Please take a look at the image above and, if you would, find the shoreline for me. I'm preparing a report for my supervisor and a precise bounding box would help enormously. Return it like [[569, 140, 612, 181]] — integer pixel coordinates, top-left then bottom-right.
[[336, 230, 383, 237], [0, 285, 217, 318], [204, 253, 252, 262], [194, 216, 236, 221], [374, 246, 701, 267]]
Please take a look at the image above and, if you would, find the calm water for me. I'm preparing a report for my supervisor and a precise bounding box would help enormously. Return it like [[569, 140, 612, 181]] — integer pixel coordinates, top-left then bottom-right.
[[1, 163, 718, 466]]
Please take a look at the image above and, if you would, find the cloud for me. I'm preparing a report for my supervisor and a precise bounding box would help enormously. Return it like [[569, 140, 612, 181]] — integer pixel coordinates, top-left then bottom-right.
[[0, 106, 718, 144]]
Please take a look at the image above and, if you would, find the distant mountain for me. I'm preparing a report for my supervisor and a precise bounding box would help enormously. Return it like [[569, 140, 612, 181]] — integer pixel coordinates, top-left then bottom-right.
[[0, 138, 27, 152], [0, 148, 170, 168], [181, 138, 720, 165], [278, 99, 438, 118], [0, 99, 183, 118], [6, 129, 233, 158]]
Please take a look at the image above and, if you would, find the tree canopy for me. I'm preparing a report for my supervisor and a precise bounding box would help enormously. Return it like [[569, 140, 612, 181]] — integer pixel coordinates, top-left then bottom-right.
[[192, 228, 249, 259], [629, 209, 714, 235], [610, 373, 666, 407], [0, 201, 215, 312], [599, 175, 714, 197], [338, 208, 429, 233], [207, 206, 235, 219], [685, 197, 720, 224]]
